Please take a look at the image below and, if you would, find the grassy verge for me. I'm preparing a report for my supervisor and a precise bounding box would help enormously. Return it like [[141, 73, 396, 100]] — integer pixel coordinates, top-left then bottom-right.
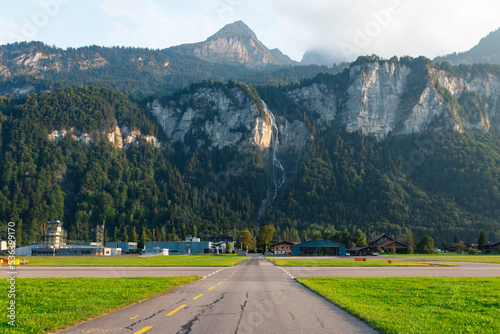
[[0, 277, 198, 334], [380, 254, 500, 264], [298, 277, 500, 334], [18, 254, 246, 267], [268, 258, 458, 267]]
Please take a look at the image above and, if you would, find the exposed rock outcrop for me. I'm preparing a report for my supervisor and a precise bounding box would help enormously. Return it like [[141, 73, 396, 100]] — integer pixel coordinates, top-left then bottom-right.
[[287, 60, 500, 139], [48, 125, 160, 149]]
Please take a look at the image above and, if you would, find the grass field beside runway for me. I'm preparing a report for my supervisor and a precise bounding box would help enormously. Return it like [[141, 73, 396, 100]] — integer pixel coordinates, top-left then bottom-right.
[[298, 277, 500, 334], [0, 277, 198, 334], [380, 254, 500, 263], [15, 254, 246, 267], [268, 258, 458, 267]]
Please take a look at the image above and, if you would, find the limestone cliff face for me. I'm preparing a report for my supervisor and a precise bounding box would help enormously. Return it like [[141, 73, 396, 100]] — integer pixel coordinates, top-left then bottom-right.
[[151, 87, 273, 151], [287, 60, 500, 139], [149, 86, 310, 174], [151, 87, 273, 150], [48, 125, 160, 149]]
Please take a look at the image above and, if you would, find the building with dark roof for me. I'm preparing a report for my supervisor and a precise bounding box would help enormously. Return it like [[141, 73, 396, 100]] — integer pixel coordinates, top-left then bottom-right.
[[348, 233, 408, 255], [482, 241, 500, 254], [291, 240, 346, 256]]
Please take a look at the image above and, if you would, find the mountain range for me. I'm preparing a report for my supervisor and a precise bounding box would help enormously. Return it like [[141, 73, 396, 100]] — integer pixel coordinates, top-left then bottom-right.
[[0, 21, 499, 246]]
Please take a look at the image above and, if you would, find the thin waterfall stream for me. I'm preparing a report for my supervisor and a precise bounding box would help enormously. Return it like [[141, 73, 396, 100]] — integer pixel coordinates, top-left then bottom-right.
[[262, 101, 285, 203]]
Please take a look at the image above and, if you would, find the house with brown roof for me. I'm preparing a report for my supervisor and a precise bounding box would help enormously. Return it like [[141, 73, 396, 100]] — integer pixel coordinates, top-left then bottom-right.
[[348, 234, 408, 255], [270, 241, 297, 255], [448, 241, 478, 252], [482, 241, 500, 254]]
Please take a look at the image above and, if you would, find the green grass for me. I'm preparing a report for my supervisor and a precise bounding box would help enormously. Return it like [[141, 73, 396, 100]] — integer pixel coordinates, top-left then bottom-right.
[[298, 277, 500, 334], [381, 254, 500, 264], [21, 254, 246, 267], [0, 277, 198, 334], [268, 258, 458, 267]]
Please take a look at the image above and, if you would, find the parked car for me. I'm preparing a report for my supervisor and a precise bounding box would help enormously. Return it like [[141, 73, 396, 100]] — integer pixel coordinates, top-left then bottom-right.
[[371, 252, 379, 256], [345, 253, 351, 256]]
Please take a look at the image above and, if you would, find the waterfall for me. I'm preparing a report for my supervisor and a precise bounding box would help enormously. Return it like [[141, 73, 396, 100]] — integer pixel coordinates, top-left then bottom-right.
[[262, 101, 286, 203]]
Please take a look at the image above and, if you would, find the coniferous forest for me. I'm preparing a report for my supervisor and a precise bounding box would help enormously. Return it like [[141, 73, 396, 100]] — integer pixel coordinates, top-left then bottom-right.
[[0, 82, 499, 247]]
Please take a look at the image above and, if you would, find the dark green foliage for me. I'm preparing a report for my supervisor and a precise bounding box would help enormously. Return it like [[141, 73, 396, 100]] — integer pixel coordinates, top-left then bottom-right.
[[478, 230, 488, 249], [267, 127, 500, 243], [0, 87, 265, 243], [353, 229, 367, 247], [417, 235, 435, 254]]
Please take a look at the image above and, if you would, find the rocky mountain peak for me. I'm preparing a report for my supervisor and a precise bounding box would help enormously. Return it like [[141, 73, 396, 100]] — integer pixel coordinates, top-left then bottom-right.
[[171, 21, 297, 68], [208, 20, 256, 41]]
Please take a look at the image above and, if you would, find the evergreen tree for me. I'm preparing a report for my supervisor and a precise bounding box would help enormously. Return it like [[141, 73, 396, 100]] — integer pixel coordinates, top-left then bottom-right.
[[113, 226, 119, 242], [181, 223, 186, 241], [405, 228, 417, 247], [354, 229, 367, 246], [138, 226, 147, 250], [130, 226, 138, 243], [453, 234, 461, 244], [123, 226, 128, 243], [15, 221, 23, 248], [478, 230, 488, 250], [441, 239, 448, 251], [192, 225, 198, 238]]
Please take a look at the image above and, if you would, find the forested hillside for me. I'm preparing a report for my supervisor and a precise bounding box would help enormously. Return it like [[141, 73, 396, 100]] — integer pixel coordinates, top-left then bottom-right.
[[0, 83, 499, 247]]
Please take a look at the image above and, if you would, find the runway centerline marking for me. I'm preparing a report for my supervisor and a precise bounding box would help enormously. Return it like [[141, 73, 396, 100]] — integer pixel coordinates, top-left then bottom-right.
[[217, 282, 222, 285], [130, 315, 139, 319], [208, 286, 216, 290], [193, 294, 204, 300], [134, 326, 152, 334], [166, 304, 186, 316]]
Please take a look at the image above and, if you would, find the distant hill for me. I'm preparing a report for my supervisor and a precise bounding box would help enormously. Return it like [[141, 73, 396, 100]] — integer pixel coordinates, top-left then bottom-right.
[[170, 20, 298, 68], [435, 27, 500, 65]]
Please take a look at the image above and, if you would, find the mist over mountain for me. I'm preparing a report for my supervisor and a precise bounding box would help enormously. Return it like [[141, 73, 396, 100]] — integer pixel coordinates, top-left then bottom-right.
[[301, 49, 347, 67], [435, 27, 500, 65]]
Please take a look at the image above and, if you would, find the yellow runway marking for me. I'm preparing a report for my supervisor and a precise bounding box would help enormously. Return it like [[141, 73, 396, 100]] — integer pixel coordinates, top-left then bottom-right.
[[193, 294, 204, 300], [224, 279, 227, 281], [134, 326, 152, 334], [166, 304, 186, 316], [217, 282, 222, 285], [130, 315, 139, 320], [208, 286, 216, 290]]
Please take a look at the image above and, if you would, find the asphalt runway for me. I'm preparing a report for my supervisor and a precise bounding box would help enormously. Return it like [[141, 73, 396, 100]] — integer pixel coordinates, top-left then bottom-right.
[[56, 255, 377, 334], [1, 266, 223, 278], [3, 257, 499, 278]]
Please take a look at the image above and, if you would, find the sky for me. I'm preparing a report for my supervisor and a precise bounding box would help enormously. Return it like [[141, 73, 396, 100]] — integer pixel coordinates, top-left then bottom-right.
[[1, 0, 499, 63]]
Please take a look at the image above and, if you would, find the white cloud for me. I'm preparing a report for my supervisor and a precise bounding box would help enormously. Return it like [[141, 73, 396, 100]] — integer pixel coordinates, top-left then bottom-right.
[[1, 0, 499, 63], [232, 0, 500, 61]]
